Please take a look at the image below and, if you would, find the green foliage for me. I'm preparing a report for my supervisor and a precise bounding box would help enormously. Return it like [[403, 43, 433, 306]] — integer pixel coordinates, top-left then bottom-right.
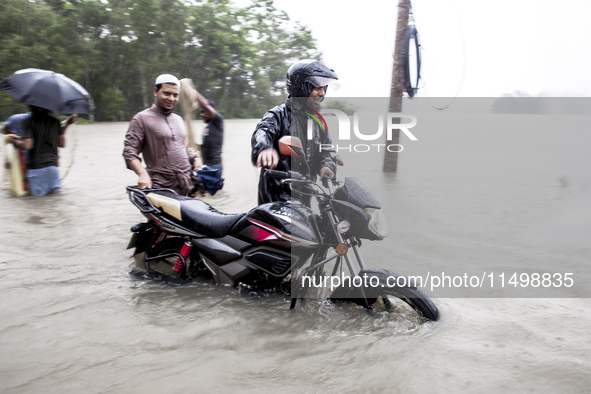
[[0, 0, 320, 121], [98, 88, 127, 121]]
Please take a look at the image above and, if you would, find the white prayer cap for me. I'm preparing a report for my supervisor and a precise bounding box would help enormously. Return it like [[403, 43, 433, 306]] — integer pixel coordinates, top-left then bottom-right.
[[155, 74, 180, 87]]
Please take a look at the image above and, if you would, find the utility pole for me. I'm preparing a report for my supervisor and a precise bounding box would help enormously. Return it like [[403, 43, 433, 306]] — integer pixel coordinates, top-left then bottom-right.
[[384, 0, 411, 172]]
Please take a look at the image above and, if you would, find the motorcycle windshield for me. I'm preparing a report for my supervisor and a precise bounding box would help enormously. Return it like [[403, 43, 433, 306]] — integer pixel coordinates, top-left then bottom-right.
[[333, 177, 381, 210]]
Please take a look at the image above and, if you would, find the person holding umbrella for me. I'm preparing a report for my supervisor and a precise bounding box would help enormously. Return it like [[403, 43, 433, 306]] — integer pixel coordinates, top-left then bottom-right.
[[0, 68, 94, 196], [12, 106, 75, 196]]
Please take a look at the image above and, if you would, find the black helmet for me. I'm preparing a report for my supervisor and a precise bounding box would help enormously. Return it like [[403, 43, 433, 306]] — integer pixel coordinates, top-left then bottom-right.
[[286, 60, 339, 97]]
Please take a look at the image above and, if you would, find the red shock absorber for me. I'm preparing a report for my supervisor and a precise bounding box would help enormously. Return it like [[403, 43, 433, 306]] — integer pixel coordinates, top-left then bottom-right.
[[174, 241, 192, 272]]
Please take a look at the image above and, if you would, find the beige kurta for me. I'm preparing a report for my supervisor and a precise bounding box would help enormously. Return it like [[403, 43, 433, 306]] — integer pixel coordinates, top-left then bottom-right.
[[123, 104, 192, 195]]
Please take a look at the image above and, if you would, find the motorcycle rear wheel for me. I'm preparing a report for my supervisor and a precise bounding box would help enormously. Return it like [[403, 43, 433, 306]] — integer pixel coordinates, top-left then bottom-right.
[[141, 234, 193, 281]]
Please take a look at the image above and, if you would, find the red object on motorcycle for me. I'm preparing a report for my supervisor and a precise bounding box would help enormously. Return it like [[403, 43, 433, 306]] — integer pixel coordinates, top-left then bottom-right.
[[174, 241, 192, 272], [242, 223, 278, 242]]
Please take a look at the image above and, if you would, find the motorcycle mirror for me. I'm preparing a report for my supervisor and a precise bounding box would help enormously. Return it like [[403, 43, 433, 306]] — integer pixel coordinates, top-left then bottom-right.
[[278, 136, 304, 157], [278, 136, 310, 176]]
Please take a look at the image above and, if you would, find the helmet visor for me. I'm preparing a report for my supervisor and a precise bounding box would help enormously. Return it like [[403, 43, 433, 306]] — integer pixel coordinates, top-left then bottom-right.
[[304, 75, 340, 91]]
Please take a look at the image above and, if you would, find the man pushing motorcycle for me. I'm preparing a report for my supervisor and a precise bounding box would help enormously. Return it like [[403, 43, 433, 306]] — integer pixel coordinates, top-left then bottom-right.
[[251, 60, 340, 204]]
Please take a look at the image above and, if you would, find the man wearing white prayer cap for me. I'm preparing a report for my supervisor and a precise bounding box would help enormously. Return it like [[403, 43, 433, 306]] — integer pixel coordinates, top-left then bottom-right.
[[154, 74, 181, 88], [123, 73, 198, 195]]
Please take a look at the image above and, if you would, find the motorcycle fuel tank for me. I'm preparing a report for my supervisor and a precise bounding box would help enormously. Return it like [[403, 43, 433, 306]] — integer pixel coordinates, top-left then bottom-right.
[[232, 201, 320, 250]]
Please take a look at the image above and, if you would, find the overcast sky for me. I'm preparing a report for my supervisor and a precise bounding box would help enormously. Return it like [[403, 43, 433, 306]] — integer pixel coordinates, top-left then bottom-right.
[[264, 0, 591, 98]]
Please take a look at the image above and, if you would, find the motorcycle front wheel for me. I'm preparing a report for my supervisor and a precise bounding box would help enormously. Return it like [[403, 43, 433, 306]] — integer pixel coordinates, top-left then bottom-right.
[[380, 286, 439, 321], [329, 268, 440, 321]]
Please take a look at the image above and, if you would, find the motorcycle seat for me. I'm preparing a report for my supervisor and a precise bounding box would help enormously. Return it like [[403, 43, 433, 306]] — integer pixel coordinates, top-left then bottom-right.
[[147, 191, 245, 237]]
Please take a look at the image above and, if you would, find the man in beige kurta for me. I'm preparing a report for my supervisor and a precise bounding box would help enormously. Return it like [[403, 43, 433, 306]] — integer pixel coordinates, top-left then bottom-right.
[[123, 74, 194, 196]]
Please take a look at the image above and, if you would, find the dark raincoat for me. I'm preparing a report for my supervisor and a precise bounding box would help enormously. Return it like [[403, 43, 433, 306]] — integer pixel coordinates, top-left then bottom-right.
[[251, 97, 336, 205]]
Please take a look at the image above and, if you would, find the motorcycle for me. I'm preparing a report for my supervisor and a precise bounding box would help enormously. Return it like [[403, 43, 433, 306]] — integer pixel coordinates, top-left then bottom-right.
[[126, 136, 439, 321]]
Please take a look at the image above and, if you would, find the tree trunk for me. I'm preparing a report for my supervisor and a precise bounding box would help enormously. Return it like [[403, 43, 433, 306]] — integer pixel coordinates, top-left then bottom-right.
[[384, 0, 411, 172]]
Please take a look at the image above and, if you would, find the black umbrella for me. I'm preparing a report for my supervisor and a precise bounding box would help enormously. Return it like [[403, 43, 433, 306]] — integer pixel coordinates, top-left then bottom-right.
[[0, 68, 95, 114]]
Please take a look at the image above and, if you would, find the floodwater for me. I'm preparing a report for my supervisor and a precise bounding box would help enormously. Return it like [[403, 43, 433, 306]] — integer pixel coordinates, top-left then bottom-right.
[[1, 114, 590, 393]]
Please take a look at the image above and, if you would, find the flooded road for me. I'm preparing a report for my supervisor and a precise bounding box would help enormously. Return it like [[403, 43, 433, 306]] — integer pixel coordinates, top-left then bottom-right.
[[1, 114, 590, 393]]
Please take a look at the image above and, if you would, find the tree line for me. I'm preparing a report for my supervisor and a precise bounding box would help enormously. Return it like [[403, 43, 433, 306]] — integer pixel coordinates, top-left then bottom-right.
[[0, 0, 320, 121]]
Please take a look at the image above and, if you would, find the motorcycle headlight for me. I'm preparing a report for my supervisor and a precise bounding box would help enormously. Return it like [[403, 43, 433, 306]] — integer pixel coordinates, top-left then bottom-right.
[[364, 207, 388, 239]]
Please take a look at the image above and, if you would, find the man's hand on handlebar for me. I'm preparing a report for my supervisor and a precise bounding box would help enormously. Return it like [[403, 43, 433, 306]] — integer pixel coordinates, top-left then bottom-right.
[[256, 148, 279, 169], [319, 166, 334, 179], [319, 166, 336, 188]]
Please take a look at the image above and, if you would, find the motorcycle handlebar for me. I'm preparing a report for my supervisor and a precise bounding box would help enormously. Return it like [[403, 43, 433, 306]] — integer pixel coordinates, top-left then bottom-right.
[[321, 176, 337, 188], [264, 169, 305, 180], [264, 169, 288, 179], [263, 170, 338, 199]]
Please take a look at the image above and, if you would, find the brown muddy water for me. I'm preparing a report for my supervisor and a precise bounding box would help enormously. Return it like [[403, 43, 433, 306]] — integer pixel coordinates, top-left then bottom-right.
[[1, 114, 590, 393]]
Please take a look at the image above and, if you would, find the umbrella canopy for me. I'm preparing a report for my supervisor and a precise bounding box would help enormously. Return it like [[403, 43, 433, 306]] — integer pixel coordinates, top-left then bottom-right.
[[0, 68, 95, 114]]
